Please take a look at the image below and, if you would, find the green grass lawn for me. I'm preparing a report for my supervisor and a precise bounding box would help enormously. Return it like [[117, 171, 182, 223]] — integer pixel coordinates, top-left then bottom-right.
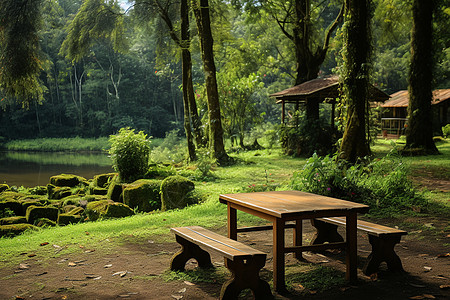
[[1, 139, 449, 267]]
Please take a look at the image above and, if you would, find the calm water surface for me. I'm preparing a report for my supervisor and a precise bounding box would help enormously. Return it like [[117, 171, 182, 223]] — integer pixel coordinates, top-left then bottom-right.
[[0, 151, 114, 187]]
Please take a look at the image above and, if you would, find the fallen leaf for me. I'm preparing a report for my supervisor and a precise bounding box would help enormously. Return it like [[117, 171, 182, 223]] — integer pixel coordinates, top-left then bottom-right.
[[423, 266, 432, 272], [409, 296, 425, 299], [409, 283, 426, 288], [423, 294, 435, 299], [437, 253, 449, 258], [68, 262, 77, 267], [15, 296, 26, 300], [112, 271, 128, 277], [40, 242, 49, 246], [308, 290, 317, 295], [418, 254, 428, 257], [370, 273, 378, 281], [27, 254, 36, 257], [84, 249, 95, 253], [440, 285, 450, 290], [86, 275, 100, 279], [19, 263, 30, 270], [79, 245, 84, 249], [118, 295, 130, 298], [178, 288, 186, 293], [85, 231, 90, 235], [171, 295, 183, 300], [35, 272, 48, 276], [104, 264, 113, 268], [93, 276, 102, 280], [184, 281, 195, 286]]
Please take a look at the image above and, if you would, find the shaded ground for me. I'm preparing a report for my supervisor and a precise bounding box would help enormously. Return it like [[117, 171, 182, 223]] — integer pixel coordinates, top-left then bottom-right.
[[1, 213, 449, 300]]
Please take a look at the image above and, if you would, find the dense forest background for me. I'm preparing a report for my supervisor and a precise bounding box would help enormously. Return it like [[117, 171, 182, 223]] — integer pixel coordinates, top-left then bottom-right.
[[0, 0, 448, 141]]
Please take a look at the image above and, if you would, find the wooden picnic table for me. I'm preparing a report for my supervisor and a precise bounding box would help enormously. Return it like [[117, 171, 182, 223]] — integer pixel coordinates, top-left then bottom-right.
[[219, 190, 369, 293]]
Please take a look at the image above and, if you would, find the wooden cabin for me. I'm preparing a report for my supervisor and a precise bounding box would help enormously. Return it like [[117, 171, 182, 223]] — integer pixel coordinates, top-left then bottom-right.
[[381, 89, 450, 136]]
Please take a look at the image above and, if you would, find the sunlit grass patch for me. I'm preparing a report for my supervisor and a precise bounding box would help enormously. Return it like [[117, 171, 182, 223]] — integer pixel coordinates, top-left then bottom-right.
[[285, 264, 345, 293]]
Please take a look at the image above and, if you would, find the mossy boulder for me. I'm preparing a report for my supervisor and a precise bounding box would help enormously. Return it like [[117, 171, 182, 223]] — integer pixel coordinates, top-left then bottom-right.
[[106, 175, 124, 202], [160, 176, 196, 211], [90, 186, 108, 196], [0, 216, 27, 225], [47, 184, 72, 200], [0, 223, 38, 238], [61, 195, 83, 207], [58, 214, 82, 225], [26, 205, 59, 224], [36, 218, 57, 227], [29, 186, 47, 195], [103, 202, 135, 218], [20, 200, 44, 213], [0, 184, 9, 193], [50, 174, 87, 187], [85, 200, 134, 221], [0, 200, 23, 216], [92, 173, 117, 189], [123, 179, 162, 212], [0, 191, 26, 201]]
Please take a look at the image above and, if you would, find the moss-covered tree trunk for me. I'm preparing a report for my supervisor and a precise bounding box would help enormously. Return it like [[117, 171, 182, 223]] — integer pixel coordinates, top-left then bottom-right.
[[192, 0, 229, 164], [339, 0, 372, 163], [404, 0, 438, 154], [181, 0, 196, 162]]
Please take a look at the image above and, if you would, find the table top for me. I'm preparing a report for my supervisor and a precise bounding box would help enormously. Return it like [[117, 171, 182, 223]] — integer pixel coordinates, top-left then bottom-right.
[[219, 190, 369, 219]]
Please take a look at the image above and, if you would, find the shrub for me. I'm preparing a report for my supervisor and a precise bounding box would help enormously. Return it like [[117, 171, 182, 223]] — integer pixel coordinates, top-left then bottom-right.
[[442, 124, 450, 138], [194, 148, 217, 180], [289, 151, 427, 213], [109, 127, 151, 183], [150, 130, 186, 164]]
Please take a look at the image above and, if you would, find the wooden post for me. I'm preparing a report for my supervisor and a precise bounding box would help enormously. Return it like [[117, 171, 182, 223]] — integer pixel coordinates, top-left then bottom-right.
[[228, 205, 237, 240], [273, 218, 286, 293], [346, 213, 358, 283], [281, 100, 285, 124]]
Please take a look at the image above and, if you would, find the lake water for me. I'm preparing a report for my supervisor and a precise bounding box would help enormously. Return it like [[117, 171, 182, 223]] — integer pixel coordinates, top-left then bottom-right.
[[0, 151, 114, 188]]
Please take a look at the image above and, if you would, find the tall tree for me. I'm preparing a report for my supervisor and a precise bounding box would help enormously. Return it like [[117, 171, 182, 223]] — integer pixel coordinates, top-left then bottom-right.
[[0, 0, 44, 105], [404, 0, 438, 154], [339, 0, 372, 163], [192, 0, 229, 164]]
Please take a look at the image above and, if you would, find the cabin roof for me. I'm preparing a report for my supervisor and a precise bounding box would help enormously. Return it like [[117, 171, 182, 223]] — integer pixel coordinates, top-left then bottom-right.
[[269, 75, 390, 103], [381, 89, 450, 108]]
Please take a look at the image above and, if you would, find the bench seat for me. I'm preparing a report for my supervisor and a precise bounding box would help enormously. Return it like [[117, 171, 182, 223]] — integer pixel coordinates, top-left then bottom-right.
[[311, 217, 407, 276], [170, 226, 272, 300]]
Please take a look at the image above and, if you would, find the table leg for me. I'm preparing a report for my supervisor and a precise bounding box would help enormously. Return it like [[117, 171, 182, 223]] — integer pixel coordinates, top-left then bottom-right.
[[228, 205, 237, 240], [293, 219, 303, 260], [273, 218, 286, 293], [346, 213, 358, 283]]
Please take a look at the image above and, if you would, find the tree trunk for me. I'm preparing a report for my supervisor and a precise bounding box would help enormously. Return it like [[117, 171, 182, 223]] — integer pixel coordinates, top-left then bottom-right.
[[192, 0, 229, 164], [181, 0, 196, 161], [339, 0, 372, 163], [404, 0, 438, 154]]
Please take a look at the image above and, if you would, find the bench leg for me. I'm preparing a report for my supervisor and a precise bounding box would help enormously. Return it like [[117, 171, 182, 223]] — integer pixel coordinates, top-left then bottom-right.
[[170, 235, 213, 271], [220, 256, 272, 300], [363, 235, 404, 276], [310, 219, 344, 245]]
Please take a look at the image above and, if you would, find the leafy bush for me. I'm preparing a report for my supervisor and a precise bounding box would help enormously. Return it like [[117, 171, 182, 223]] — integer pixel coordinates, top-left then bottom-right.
[[108, 127, 151, 183], [290, 150, 427, 213], [194, 148, 217, 180], [443, 124, 450, 138]]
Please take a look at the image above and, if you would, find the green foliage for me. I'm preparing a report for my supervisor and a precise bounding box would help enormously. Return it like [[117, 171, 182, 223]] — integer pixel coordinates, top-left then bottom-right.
[[4, 137, 109, 152], [59, 0, 127, 62], [194, 148, 217, 180], [290, 150, 428, 214], [280, 112, 340, 157], [108, 127, 151, 183], [150, 130, 186, 164], [442, 124, 450, 138], [0, 0, 44, 104], [0, 208, 15, 219]]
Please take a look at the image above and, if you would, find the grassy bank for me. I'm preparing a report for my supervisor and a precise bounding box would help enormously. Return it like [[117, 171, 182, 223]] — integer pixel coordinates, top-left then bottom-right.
[[2, 137, 110, 152], [1, 140, 449, 266]]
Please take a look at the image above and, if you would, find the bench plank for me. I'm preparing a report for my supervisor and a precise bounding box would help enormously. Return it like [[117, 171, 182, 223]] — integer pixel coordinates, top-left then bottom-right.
[[170, 226, 272, 299], [171, 226, 265, 261], [317, 217, 407, 237]]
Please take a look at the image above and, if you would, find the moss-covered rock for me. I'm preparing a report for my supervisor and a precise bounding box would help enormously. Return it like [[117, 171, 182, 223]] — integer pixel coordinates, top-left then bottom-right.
[[0, 223, 38, 238], [92, 173, 117, 189], [0, 191, 26, 202], [26, 205, 59, 224], [61, 195, 83, 207], [123, 179, 162, 212], [58, 214, 82, 225], [85, 200, 133, 221], [90, 186, 108, 195], [106, 174, 124, 202], [0, 216, 27, 225], [29, 186, 47, 195], [47, 184, 72, 200], [35, 218, 57, 227], [20, 200, 44, 213], [160, 176, 196, 211], [50, 174, 87, 187], [0, 200, 23, 216], [0, 184, 10, 193], [103, 202, 135, 219]]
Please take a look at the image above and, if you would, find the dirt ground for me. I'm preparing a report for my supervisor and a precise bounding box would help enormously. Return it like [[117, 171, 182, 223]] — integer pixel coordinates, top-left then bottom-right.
[[1, 181, 449, 300]]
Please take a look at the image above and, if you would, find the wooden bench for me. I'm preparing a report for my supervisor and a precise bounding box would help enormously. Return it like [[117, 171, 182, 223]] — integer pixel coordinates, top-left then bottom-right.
[[311, 217, 407, 276], [170, 226, 272, 300]]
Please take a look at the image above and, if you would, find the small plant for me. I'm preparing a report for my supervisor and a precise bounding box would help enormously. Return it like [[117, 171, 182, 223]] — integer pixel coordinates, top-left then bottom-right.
[[108, 127, 151, 183], [194, 148, 217, 179], [442, 124, 450, 138], [150, 130, 186, 164]]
